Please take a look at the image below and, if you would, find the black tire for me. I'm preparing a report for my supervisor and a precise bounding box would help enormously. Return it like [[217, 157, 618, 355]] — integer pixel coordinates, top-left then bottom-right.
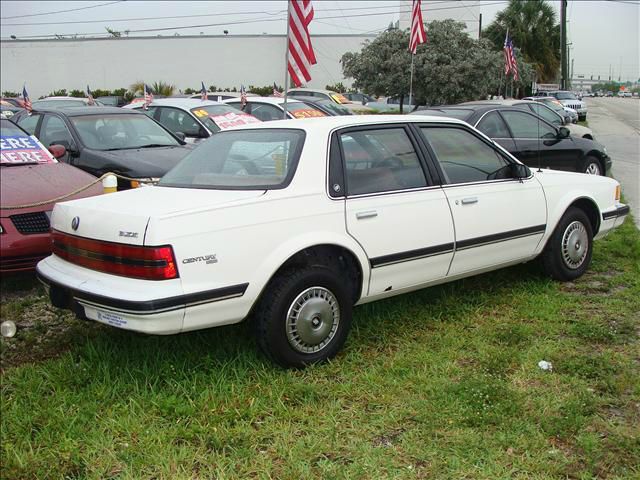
[[583, 156, 603, 175], [541, 207, 593, 281], [254, 265, 353, 368]]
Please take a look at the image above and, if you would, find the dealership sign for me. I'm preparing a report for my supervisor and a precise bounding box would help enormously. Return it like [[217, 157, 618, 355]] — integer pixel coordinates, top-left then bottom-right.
[[0, 135, 56, 164]]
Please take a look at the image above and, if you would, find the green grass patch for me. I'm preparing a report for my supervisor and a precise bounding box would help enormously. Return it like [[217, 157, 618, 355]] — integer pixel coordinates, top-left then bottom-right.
[[1, 218, 639, 479]]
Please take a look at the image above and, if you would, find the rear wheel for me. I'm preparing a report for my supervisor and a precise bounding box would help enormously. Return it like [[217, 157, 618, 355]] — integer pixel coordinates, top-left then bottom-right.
[[541, 207, 593, 281], [254, 265, 352, 368]]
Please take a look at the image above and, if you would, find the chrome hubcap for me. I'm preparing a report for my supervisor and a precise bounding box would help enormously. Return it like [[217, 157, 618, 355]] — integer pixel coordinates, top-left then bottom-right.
[[562, 221, 589, 269], [586, 162, 601, 175], [286, 287, 340, 354]]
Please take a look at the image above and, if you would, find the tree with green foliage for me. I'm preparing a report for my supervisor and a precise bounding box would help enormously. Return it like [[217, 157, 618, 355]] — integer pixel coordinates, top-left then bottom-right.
[[48, 89, 68, 97], [69, 89, 84, 98], [483, 0, 560, 83], [342, 20, 534, 110], [325, 82, 346, 93], [1, 91, 19, 97]]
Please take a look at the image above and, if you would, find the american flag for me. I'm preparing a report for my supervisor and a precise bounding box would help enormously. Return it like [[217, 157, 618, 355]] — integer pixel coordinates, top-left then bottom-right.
[[86, 85, 95, 105], [143, 84, 153, 110], [200, 81, 207, 101], [287, 0, 317, 88], [240, 84, 247, 107], [409, 0, 426, 54], [22, 85, 32, 113], [273, 82, 283, 97], [503, 30, 520, 81]]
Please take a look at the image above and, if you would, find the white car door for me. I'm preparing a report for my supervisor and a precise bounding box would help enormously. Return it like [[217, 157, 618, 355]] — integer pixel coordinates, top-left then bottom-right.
[[418, 125, 547, 277], [332, 125, 455, 298]]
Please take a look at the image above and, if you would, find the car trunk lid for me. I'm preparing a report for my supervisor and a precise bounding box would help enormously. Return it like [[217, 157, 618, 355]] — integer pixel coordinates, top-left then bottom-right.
[[50, 186, 265, 245]]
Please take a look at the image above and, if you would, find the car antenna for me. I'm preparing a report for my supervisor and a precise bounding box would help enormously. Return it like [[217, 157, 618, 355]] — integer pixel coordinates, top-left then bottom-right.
[[536, 103, 542, 172]]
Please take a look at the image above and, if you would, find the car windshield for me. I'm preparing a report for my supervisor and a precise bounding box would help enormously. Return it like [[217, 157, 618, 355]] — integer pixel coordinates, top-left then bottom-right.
[[70, 113, 180, 150], [159, 129, 305, 190], [555, 92, 577, 100], [0, 119, 24, 136], [313, 100, 351, 115], [190, 105, 253, 132]]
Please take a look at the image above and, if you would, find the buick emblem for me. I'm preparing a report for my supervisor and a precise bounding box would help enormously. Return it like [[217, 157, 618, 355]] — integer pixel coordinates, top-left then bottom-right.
[[71, 216, 80, 231]]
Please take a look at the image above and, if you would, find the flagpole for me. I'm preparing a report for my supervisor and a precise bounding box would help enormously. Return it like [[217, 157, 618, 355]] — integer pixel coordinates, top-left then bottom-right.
[[283, 3, 291, 119], [409, 53, 415, 111]]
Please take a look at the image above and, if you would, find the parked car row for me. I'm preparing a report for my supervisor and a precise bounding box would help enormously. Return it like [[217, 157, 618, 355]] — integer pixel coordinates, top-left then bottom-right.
[[1, 87, 613, 282]]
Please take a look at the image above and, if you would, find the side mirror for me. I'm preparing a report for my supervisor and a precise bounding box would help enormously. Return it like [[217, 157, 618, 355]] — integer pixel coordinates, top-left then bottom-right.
[[50, 140, 77, 155], [558, 126, 571, 139], [174, 131, 186, 142], [510, 163, 531, 179], [48, 144, 66, 159]]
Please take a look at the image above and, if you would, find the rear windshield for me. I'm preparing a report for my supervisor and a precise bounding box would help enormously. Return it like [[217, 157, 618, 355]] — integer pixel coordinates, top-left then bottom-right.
[[411, 109, 473, 120], [159, 129, 305, 190], [554, 92, 577, 100]]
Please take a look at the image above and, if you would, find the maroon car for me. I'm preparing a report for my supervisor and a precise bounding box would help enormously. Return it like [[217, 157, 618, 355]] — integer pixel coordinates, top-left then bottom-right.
[[1, 118, 103, 273]]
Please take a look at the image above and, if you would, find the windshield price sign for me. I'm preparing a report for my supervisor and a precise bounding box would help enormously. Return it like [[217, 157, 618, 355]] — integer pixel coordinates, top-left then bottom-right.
[[209, 112, 261, 130], [0, 135, 56, 164]]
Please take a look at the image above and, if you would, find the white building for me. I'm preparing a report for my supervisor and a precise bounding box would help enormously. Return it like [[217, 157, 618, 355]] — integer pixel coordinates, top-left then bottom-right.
[[398, 0, 481, 39], [0, 34, 376, 98]]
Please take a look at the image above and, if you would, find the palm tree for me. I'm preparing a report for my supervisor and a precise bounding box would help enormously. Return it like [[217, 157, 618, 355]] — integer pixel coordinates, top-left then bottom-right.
[[484, 0, 560, 83], [129, 80, 176, 97]]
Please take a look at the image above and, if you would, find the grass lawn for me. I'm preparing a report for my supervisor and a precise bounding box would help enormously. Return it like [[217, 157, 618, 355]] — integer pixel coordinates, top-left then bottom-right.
[[1, 218, 638, 479]]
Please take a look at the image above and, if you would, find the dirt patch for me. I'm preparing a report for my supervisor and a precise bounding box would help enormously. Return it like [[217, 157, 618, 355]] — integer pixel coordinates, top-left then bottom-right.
[[1, 286, 100, 371]]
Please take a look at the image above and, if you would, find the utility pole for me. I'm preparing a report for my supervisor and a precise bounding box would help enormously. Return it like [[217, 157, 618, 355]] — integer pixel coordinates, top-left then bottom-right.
[[478, 13, 482, 39], [609, 64, 612, 81], [571, 58, 575, 88], [560, 0, 567, 90]]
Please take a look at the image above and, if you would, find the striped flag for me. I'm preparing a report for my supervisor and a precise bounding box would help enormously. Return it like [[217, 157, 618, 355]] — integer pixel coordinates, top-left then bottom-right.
[[273, 82, 283, 97], [22, 85, 32, 113], [409, 0, 426, 54], [86, 85, 95, 105], [240, 85, 247, 107], [200, 81, 207, 101], [143, 84, 153, 110], [503, 30, 520, 81], [287, 0, 316, 88]]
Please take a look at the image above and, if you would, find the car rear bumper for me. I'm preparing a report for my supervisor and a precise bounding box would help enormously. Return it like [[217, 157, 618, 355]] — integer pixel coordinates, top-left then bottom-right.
[[36, 255, 250, 335]]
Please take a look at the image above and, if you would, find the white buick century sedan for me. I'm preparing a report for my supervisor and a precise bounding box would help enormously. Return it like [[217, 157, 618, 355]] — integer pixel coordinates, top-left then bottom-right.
[[37, 116, 629, 367]]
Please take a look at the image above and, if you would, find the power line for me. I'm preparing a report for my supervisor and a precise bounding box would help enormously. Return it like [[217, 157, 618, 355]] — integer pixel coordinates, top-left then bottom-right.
[[2, 1, 124, 20], [2, 2, 508, 40], [1, 2, 454, 27]]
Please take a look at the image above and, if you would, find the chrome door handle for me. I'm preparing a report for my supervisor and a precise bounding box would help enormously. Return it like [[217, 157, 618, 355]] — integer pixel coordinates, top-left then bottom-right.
[[461, 197, 478, 205], [356, 210, 378, 219]]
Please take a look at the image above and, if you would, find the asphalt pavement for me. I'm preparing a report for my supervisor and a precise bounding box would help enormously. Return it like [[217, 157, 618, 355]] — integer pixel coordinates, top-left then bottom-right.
[[585, 97, 640, 228]]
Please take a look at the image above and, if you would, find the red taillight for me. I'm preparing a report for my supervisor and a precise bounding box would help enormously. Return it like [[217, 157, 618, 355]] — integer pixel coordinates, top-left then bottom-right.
[[51, 230, 178, 280]]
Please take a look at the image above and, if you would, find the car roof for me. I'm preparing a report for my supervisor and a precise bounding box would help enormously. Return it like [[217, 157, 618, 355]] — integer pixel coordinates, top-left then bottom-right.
[[30, 106, 141, 116], [287, 88, 339, 95], [36, 96, 86, 101], [460, 99, 537, 107], [221, 114, 467, 134], [126, 98, 225, 109], [222, 97, 305, 106]]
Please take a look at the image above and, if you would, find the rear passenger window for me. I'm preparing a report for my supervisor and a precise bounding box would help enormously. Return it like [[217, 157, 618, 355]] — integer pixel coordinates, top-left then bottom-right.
[[420, 127, 513, 184], [339, 128, 427, 196]]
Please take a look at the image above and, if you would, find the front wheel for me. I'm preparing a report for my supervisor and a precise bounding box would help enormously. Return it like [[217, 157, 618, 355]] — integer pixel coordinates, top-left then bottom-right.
[[541, 207, 593, 281], [583, 156, 603, 175], [254, 266, 353, 368]]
